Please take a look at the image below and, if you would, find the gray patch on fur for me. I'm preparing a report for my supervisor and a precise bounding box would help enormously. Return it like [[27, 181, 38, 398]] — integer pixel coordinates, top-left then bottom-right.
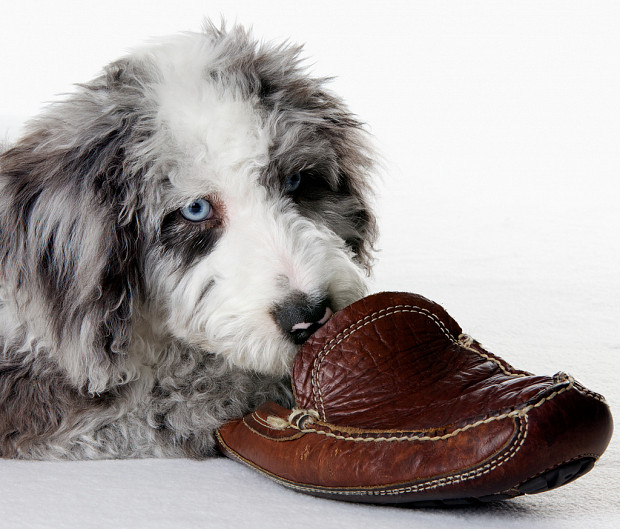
[[0, 21, 375, 459]]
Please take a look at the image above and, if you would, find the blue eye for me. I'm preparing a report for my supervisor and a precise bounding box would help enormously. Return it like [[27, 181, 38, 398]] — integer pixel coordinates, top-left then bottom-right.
[[180, 199, 213, 222], [284, 172, 302, 194]]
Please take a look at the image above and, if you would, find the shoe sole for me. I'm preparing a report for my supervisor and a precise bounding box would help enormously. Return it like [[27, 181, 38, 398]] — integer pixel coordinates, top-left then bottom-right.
[[407, 457, 596, 507]]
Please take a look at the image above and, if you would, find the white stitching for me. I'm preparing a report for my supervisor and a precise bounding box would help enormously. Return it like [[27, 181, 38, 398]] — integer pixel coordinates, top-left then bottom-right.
[[252, 411, 281, 430], [222, 414, 529, 497], [574, 383, 606, 403], [310, 304, 526, 419], [228, 374, 578, 497], [372, 414, 529, 496], [311, 306, 455, 418], [295, 375, 572, 444], [461, 345, 527, 378], [328, 415, 521, 495]]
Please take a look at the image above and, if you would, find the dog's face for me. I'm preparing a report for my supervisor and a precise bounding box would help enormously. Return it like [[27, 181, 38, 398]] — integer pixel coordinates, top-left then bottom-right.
[[0, 24, 376, 389], [143, 60, 373, 375]]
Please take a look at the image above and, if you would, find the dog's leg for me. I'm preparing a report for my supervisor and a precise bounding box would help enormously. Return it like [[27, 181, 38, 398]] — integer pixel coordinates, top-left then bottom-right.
[[1, 335, 291, 459]]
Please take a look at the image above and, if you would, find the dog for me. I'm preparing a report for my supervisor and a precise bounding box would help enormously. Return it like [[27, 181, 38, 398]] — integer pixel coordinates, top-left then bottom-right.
[[0, 22, 377, 459]]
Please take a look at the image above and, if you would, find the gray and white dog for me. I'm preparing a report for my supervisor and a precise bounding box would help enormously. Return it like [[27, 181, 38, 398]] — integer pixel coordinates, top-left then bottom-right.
[[0, 23, 376, 459]]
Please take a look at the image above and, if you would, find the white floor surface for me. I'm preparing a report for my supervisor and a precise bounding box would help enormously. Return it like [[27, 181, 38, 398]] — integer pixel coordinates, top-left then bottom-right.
[[1, 2, 619, 527]]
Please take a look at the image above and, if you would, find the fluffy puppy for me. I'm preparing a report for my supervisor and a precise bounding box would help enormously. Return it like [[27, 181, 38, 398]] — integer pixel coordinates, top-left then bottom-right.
[[0, 22, 376, 459]]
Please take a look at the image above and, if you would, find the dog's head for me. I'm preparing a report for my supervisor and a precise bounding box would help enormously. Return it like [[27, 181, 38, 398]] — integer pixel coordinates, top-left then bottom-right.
[[0, 23, 377, 393]]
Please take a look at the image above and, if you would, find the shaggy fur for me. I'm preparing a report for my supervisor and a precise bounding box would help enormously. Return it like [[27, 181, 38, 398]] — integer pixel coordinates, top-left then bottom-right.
[[0, 22, 377, 459]]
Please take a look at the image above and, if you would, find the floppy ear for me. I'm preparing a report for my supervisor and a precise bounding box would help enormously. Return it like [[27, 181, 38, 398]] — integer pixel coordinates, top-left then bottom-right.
[[0, 61, 148, 394]]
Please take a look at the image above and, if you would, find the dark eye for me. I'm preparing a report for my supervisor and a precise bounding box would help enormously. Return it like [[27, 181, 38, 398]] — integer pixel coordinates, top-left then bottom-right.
[[284, 172, 302, 194], [180, 199, 213, 222]]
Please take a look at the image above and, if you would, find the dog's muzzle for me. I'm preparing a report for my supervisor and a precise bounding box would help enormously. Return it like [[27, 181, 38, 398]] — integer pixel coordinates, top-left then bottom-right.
[[273, 292, 333, 344]]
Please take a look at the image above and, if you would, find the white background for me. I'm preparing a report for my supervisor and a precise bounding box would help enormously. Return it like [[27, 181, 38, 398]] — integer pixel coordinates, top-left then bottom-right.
[[1, 1, 619, 528]]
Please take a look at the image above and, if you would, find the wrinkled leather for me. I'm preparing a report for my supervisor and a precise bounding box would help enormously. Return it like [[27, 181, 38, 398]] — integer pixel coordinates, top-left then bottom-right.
[[217, 292, 613, 503]]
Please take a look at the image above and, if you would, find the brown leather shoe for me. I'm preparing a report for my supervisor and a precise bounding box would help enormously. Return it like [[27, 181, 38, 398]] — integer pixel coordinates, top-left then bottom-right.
[[216, 292, 613, 505]]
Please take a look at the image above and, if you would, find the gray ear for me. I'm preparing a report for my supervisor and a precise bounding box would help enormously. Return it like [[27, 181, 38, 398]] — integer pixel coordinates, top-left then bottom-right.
[[0, 62, 148, 393]]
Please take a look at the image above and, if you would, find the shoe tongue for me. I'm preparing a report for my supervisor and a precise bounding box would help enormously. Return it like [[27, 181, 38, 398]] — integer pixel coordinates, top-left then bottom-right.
[[292, 291, 549, 430]]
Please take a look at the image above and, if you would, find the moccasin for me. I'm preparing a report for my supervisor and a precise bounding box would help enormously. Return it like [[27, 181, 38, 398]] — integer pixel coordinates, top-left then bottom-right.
[[216, 292, 613, 505]]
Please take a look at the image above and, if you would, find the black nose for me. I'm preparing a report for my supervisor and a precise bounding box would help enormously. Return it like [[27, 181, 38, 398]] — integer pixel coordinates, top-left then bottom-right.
[[273, 292, 333, 345]]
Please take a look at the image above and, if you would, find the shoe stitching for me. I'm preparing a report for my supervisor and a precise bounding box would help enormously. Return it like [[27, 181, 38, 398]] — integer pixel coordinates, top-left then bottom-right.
[[241, 415, 304, 442], [573, 383, 606, 403], [226, 375, 593, 497], [252, 412, 278, 430], [310, 304, 527, 419], [373, 414, 529, 496], [311, 305, 456, 418], [218, 414, 528, 497], [459, 341, 527, 379], [294, 375, 572, 443]]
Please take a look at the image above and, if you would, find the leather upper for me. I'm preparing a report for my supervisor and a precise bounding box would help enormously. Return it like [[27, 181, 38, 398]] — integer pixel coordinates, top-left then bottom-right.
[[217, 292, 613, 503]]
